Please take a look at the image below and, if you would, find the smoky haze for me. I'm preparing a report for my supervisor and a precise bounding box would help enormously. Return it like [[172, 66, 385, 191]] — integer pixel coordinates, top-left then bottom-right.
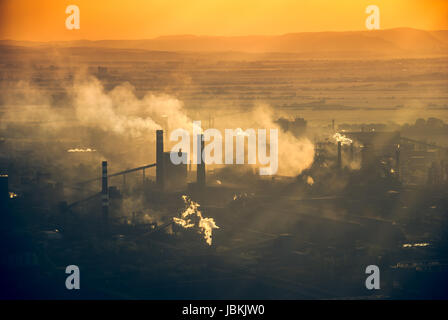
[[0, 72, 316, 179], [1, 35, 448, 300]]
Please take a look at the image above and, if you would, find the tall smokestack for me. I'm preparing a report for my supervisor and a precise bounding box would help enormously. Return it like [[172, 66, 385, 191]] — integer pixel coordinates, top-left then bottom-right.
[[337, 141, 342, 169], [197, 133, 206, 187], [396, 145, 400, 179], [101, 161, 109, 234], [156, 130, 165, 190]]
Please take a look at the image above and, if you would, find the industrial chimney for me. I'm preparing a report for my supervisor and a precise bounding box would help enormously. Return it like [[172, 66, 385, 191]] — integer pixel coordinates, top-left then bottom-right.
[[156, 130, 165, 190], [337, 141, 342, 169], [395, 144, 400, 178], [101, 161, 109, 234], [197, 133, 206, 188]]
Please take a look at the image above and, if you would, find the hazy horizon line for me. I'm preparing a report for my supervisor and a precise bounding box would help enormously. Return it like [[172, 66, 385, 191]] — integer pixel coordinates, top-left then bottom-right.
[[1, 27, 447, 43]]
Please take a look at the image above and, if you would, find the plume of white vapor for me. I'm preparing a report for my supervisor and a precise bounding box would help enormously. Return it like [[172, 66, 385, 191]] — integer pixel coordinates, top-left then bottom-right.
[[67, 148, 96, 152], [332, 132, 352, 146], [173, 195, 219, 245], [306, 176, 314, 185], [71, 76, 195, 140], [249, 104, 315, 177]]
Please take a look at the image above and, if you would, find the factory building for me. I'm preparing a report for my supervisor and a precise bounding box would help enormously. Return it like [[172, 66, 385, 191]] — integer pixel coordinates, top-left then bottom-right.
[[156, 129, 188, 190], [196, 134, 206, 188], [344, 131, 448, 185], [347, 132, 401, 164], [163, 151, 188, 190]]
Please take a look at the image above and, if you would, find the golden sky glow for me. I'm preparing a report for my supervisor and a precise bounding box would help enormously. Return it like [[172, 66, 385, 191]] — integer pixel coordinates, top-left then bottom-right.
[[0, 0, 447, 41]]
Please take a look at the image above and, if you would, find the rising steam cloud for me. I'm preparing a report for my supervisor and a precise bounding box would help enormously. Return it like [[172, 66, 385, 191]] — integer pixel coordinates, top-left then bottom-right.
[[248, 104, 315, 177], [173, 195, 219, 246], [72, 76, 195, 139], [1, 75, 316, 177], [1, 75, 195, 140]]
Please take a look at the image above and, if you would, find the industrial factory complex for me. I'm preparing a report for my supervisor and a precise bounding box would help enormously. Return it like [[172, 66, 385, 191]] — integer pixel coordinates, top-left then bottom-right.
[[1, 0, 448, 303], [1, 116, 448, 299]]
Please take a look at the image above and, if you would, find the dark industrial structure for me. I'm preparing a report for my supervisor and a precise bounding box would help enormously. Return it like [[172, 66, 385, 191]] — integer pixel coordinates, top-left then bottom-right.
[[196, 133, 206, 188], [102, 161, 109, 234], [1, 124, 448, 300], [156, 129, 164, 190]]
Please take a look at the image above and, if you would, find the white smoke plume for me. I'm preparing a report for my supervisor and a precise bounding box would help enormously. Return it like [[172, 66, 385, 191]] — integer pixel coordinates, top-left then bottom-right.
[[1, 76, 316, 177], [71, 76, 195, 140], [67, 148, 96, 152], [248, 104, 315, 177], [0, 74, 199, 170], [332, 132, 353, 146], [173, 195, 219, 246], [306, 176, 314, 185]]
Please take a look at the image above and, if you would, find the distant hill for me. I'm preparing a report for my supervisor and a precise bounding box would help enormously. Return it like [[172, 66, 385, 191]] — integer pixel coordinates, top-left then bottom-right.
[[1, 28, 448, 58]]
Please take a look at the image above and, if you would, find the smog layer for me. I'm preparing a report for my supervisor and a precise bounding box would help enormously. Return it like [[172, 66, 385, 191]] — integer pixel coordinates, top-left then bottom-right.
[[1, 30, 448, 299]]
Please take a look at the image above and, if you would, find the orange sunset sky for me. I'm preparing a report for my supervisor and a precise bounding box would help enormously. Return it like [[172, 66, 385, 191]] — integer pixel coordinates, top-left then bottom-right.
[[0, 0, 447, 41]]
